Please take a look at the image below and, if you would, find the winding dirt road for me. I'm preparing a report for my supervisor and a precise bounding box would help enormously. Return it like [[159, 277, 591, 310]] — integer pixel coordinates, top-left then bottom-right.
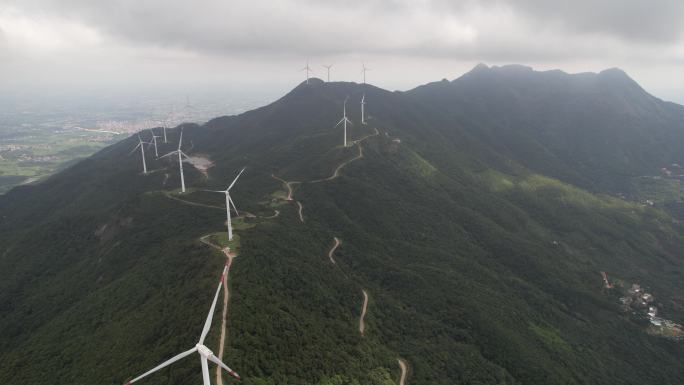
[[397, 358, 408, 385], [310, 128, 378, 183], [359, 289, 369, 336], [327, 237, 340, 264], [164, 192, 224, 210], [199, 234, 222, 250], [198, 234, 236, 385], [296, 201, 304, 223], [262, 209, 280, 219], [216, 248, 235, 385], [271, 174, 297, 200]]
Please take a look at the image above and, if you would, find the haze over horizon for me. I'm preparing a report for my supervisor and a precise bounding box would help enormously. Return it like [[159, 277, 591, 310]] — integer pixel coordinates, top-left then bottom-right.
[[2, 0, 684, 103]]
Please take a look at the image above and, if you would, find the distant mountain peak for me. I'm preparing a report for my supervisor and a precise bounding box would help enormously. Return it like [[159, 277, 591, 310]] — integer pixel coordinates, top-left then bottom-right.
[[492, 64, 534, 73], [599, 67, 629, 77], [598, 67, 636, 83], [458, 63, 536, 82], [597, 67, 645, 93], [472, 63, 490, 72], [296, 77, 325, 88]]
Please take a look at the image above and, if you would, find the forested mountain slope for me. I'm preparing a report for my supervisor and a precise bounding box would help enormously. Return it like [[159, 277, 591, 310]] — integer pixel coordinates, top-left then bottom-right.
[[1, 67, 683, 385], [408, 64, 684, 192]]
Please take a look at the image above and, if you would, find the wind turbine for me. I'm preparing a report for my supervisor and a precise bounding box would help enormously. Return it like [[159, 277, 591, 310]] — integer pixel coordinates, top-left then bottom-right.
[[361, 63, 371, 84], [122, 265, 241, 385], [160, 130, 190, 193], [322, 64, 333, 82], [204, 168, 245, 241], [129, 134, 150, 174], [301, 59, 313, 84], [361, 94, 367, 125], [148, 129, 161, 157], [335, 97, 353, 147]]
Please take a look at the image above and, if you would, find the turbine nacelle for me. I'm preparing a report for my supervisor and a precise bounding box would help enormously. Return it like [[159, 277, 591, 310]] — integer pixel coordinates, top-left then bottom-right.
[[203, 168, 246, 241], [196, 343, 214, 358], [160, 129, 189, 192]]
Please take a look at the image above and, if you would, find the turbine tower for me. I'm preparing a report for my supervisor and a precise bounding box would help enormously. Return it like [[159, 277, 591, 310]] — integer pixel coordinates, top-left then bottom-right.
[[335, 97, 353, 147], [361, 63, 371, 84], [204, 168, 245, 241], [160, 130, 190, 193], [301, 59, 313, 84], [361, 94, 367, 125], [322, 64, 333, 82], [129, 134, 149, 174], [162, 119, 168, 143], [122, 265, 241, 385]]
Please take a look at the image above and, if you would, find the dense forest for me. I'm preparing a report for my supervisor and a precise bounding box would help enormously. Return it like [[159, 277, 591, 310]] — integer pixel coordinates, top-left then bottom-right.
[[1, 65, 683, 384]]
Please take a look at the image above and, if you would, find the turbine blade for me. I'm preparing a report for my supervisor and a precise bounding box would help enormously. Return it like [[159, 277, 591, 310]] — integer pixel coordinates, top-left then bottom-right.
[[124, 347, 197, 384], [178, 131, 183, 151], [229, 196, 239, 216], [200, 356, 211, 385], [128, 143, 141, 155], [198, 265, 228, 344], [207, 354, 241, 381], [159, 151, 178, 159], [227, 167, 246, 191], [201, 189, 226, 193], [180, 151, 191, 159], [335, 118, 344, 128]]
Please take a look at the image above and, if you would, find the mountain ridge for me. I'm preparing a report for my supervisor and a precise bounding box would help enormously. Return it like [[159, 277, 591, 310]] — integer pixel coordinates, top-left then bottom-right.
[[1, 65, 684, 385]]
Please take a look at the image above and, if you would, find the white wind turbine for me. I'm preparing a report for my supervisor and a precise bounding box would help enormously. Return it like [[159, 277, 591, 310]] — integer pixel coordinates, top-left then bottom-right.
[[129, 134, 150, 174], [123, 264, 241, 385], [160, 130, 190, 193], [361, 94, 367, 125], [204, 168, 245, 241], [322, 64, 333, 82], [361, 63, 370, 84], [335, 97, 353, 147], [148, 129, 161, 157], [301, 59, 313, 84]]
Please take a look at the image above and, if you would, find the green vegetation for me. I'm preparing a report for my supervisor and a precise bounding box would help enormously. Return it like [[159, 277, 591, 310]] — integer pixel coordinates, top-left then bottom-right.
[[2, 70, 684, 384]]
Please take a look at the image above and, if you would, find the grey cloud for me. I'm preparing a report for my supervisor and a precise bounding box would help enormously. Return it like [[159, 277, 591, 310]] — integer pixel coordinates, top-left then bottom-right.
[[7, 0, 684, 61], [498, 0, 684, 42]]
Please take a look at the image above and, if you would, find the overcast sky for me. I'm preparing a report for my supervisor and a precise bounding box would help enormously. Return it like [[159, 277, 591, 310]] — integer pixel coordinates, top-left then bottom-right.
[[1, 0, 684, 102]]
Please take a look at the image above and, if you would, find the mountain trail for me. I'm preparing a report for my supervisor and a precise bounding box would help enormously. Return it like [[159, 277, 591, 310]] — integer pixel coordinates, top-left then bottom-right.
[[359, 289, 369, 336], [216, 247, 235, 385], [167, 193, 274, 220], [327, 237, 340, 264], [199, 234, 222, 250], [397, 358, 408, 385], [296, 201, 304, 222], [199, 234, 236, 385], [310, 127, 379, 183], [270, 128, 378, 224], [163, 192, 224, 210], [262, 209, 280, 219], [271, 174, 298, 200]]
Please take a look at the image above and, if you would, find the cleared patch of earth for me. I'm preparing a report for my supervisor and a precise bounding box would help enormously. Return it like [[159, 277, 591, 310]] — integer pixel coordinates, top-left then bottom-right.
[[185, 154, 214, 177]]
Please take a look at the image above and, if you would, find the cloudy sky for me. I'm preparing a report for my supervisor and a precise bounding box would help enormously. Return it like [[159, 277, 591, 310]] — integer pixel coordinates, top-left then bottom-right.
[[2, 0, 684, 102]]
